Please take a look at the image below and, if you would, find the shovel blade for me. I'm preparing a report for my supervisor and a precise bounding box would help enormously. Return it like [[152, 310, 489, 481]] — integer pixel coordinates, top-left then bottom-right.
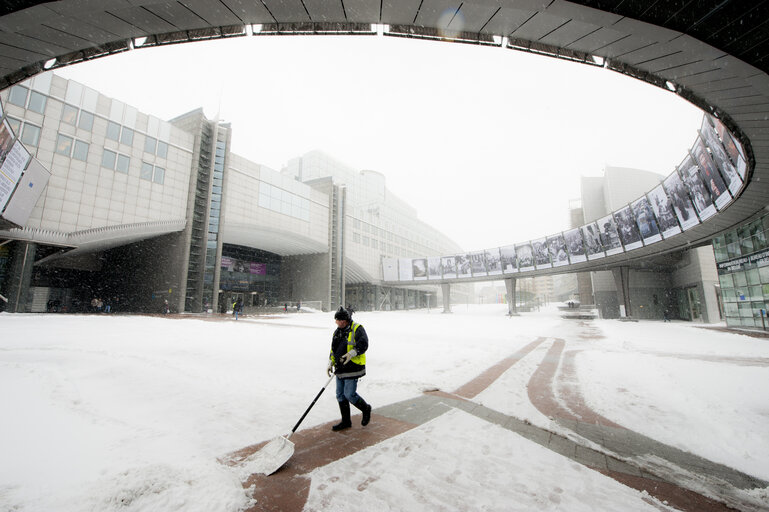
[[242, 435, 295, 476]]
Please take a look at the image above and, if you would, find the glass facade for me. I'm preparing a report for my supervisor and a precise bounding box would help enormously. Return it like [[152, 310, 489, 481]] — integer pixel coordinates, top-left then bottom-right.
[[712, 213, 769, 329], [218, 245, 281, 309]]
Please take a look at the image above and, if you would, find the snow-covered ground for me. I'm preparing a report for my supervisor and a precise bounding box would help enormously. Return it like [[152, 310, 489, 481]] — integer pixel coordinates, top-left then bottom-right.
[[1, 305, 768, 511]]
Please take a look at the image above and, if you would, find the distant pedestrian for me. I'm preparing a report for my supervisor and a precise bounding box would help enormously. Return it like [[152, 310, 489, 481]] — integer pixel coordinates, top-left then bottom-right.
[[284, 303, 288, 313], [663, 309, 670, 322], [233, 298, 243, 320], [163, 299, 170, 315], [326, 307, 371, 431]]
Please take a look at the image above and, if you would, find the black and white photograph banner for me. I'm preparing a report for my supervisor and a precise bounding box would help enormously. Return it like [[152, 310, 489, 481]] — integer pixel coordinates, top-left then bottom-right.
[[0, 140, 30, 213], [597, 214, 623, 255], [679, 154, 716, 221], [485, 247, 503, 275], [532, 238, 551, 268], [382, 258, 398, 282], [470, 251, 487, 276], [647, 185, 681, 238], [500, 245, 518, 273], [692, 139, 731, 210], [428, 257, 441, 280], [412, 258, 427, 280], [564, 228, 586, 263], [632, 196, 662, 245], [614, 206, 643, 250], [398, 258, 413, 281], [456, 254, 472, 278], [441, 256, 457, 279], [581, 222, 605, 260], [663, 170, 699, 230], [547, 234, 569, 267], [710, 115, 747, 179], [700, 118, 742, 195], [516, 243, 535, 272]]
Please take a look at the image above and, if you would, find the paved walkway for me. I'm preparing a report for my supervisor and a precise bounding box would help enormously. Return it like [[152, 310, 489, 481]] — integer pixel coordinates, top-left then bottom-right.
[[222, 334, 768, 512]]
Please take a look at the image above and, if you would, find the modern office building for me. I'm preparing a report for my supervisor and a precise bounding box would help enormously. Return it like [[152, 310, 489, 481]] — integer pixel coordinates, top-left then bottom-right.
[[711, 212, 769, 330], [575, 166, 721, 322], [0, 73, 465, 314]]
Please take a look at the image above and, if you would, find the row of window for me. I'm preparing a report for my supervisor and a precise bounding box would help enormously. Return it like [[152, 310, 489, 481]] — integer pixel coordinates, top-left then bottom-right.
[[6, 117, 41, 147], [712, 217, 769, 262], [258, 182, 310, 221], [55, 131, 165, 183], [351, 216, 436, 253], [351, 232, 419, 258], [8, 85, 170, 159]]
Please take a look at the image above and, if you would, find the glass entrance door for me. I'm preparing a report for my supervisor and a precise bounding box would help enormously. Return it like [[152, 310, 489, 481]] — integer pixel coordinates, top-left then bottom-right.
[[687, 287, 702, 321]]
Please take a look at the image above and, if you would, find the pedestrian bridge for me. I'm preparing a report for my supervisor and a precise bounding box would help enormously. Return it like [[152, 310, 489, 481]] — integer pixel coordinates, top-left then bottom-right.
[[1, 1, 768, 312]]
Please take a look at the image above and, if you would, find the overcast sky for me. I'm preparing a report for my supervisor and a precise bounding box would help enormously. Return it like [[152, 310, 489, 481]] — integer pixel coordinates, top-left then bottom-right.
[[57, 34, 703, 251]]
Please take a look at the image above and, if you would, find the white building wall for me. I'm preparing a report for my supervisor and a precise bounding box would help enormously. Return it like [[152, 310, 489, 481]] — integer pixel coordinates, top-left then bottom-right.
[[1, 72, 195, 234]]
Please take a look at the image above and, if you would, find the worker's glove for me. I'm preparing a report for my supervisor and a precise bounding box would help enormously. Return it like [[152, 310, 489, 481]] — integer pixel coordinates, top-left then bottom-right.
[[340, 349, 357, 365], [326, 360, 334, 377]]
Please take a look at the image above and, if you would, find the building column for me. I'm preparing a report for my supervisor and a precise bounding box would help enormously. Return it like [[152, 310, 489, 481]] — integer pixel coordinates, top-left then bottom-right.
[[612, 266, 631, 318], [6, 241, 37, 313], [699, 281, 720, 323], [442, 283, 451, 313], [505, 277, 519, 316]]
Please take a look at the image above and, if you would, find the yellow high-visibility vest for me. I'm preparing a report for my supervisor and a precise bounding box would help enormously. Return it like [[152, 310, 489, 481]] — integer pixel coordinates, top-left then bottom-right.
[[347, 322, 366, 365]]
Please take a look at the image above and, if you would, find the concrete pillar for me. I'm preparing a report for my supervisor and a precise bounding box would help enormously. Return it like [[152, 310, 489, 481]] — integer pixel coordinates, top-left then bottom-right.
[[6, 241, 37, 313], [699, 281, 721, 323], [442, 283, 451, 313], [505, 277, 519, 316], [612, 266, 631, 318]]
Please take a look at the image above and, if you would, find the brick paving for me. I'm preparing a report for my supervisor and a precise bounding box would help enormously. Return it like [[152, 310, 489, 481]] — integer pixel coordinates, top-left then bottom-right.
[[224, 332, 767, 512]]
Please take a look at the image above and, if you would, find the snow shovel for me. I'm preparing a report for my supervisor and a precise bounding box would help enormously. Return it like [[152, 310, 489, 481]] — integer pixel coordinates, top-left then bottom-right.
[[244, 374, 334, 476]]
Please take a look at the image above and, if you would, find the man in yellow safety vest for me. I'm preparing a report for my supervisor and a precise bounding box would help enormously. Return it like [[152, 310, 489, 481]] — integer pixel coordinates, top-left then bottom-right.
[[327, 306, 372, 431]]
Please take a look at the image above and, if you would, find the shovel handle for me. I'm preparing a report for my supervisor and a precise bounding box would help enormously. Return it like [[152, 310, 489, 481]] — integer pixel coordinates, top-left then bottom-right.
[[289, 374, 335, 435]]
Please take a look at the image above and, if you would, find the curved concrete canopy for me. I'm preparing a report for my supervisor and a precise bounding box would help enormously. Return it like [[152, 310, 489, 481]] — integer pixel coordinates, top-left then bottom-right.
[[1, 1, 768, 276]]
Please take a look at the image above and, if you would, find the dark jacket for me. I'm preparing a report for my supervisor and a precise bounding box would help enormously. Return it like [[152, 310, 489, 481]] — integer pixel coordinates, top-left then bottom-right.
[[331, 321, 368, 379]]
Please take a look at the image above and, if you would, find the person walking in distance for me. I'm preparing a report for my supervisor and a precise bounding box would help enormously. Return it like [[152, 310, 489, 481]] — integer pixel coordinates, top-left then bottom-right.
[[326, 307, 372, 431]]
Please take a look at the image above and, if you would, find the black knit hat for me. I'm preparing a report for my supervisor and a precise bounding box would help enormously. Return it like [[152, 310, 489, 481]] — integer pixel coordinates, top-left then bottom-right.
[[334, 306, 351, 321]]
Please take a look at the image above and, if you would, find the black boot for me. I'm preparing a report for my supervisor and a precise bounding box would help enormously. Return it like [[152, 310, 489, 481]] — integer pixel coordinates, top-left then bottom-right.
[[332, 401, 352, 431], [353, 397, 372, 426]]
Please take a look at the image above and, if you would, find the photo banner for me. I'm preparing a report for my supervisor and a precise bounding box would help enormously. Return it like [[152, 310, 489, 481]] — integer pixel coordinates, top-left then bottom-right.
[[0, 119, 15, 169], [516, 243, 535, 272], [663, 170, 699, 230], [249, 263, 267, 275], [547, 234, 569, 267], [699, 119, 742, 195], [500, 244, 518, 273], [564, 228, 586, 263], [614, 205, 643, 250], [412, 258, 428, 280], [631, 196, 661, 245], [647, 185, 681, 239], [597, 214, 623, 255], [382, 258, 398, 281], [427, 257, 441, 280], [470, 251, 487, 276], [441, 256, 457, 279], [679, 154, 715, 220], [485, 248, 502, 275], [581, 222, 605, 260], [710, 115, 747, 179], [456, 254, 471, 278], [532, 238, 551, 268], [399, 258, 413, 281], [0, 140, 30, 213], [1, 157, 51, 227], [692, 140, 731, 209]]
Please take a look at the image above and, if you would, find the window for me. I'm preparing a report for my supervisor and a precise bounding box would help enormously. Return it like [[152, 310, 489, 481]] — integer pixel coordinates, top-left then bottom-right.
[[153, 166, 164, 184], [78, 111, 94, 131], [72, 140, 89, 161], [8, 86, 28, 107], [140, 161, 153, 180], [6, 117, 21, 134], [144, 135, 157, 154], [120, 127, 134, 146], [27, 91, 47, 114], [157, 141, 168, 158], [101, 149, 116, 169], [55, 133, 73, 156], [20, 123, 41, 146], [106, 121, 120, 141], [116, 154, 130, 174], [62, 104, 78, 125]]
